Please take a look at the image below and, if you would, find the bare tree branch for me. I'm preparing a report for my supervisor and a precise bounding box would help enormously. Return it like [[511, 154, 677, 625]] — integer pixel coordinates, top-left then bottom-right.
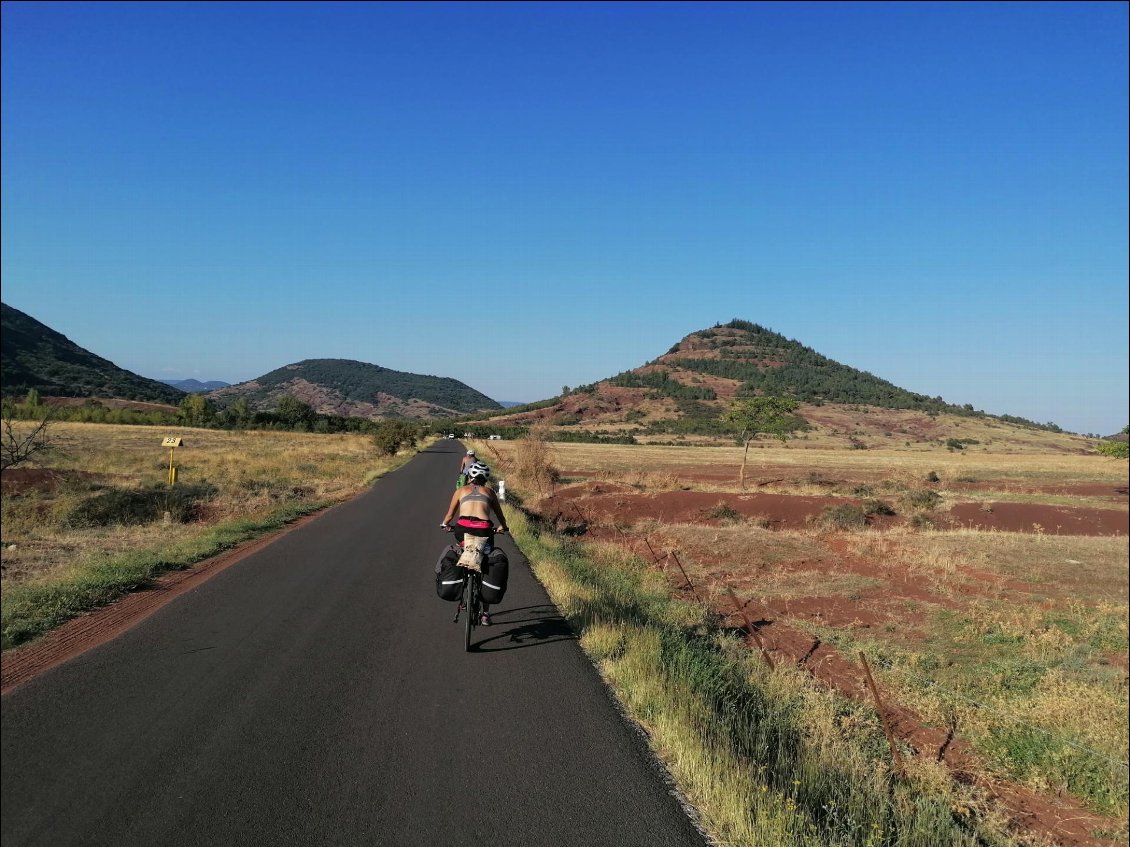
[[1, 412, 55, 472]]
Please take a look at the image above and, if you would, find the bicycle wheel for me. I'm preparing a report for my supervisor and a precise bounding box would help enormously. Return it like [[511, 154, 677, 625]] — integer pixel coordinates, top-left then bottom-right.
[[463, 573, 476, 652]]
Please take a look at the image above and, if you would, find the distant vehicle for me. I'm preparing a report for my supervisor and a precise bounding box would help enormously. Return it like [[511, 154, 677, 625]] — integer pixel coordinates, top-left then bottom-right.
[[445, 433, 455, 439], [488, 434, 502, 440]]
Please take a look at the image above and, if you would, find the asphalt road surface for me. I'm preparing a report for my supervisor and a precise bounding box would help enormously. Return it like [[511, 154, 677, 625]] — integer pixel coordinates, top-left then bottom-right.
[[2, 440, 708, 847]]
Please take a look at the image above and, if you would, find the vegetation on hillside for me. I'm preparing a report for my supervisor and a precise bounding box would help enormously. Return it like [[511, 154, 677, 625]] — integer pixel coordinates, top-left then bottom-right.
[[666, 321, 1063, 431], [230, 358, 501, 414], [1, 302, 187, 405]]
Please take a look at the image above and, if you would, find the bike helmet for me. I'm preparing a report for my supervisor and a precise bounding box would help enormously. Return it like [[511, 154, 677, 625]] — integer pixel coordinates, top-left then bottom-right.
[[466, 449, 475, 456], [465, 461, 490, 482]]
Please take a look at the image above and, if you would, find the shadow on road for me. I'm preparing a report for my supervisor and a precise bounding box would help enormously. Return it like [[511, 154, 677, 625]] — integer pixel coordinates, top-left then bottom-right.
[[470, 604, 577, 652]]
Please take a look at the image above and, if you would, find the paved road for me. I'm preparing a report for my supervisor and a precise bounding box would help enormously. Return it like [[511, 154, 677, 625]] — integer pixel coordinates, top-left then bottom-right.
[[1, 440, 708, 847]]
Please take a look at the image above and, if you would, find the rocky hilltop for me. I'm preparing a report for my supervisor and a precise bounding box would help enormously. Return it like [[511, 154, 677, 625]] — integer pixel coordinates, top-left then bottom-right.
[[468, 320, 1088, 452]]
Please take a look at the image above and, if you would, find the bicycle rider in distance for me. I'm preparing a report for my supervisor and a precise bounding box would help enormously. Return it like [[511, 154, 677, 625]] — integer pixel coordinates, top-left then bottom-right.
[[456, 448, 477, 488], [441, 460, 509, 625]]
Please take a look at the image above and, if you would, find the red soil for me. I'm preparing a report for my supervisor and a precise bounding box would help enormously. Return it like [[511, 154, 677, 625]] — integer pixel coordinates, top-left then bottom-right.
[[541, 480, 1126, 537], [946, 502, 1127, 536]]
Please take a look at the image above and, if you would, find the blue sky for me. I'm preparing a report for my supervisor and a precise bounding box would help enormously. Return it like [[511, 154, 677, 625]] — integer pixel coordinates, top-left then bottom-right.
[[2, 1, 1127, 434]]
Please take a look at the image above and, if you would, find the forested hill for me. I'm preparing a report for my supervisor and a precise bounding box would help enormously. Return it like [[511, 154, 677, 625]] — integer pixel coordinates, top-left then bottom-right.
[[0, 302, 187, 404], [650, 320, 970, 414], [209, 359, 501, 419], [471, 319, 1062, 437]]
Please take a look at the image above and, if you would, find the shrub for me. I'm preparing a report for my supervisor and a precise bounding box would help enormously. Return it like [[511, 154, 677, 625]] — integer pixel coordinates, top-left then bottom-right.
[[945, 437, 980, 450], [902, 489, 942, 512], [909, 513, 937, 530], [513, 426, 560, 496], [925, 471, 940, 483], [63, 483, 218, 528], [816, 504, 869, 530], [705, 503, 743, 523], [861, 499, 896, 516], [1095, 440, 1129, 459]]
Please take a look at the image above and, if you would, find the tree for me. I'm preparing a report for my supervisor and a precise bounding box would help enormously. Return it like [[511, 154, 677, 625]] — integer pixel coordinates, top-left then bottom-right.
[[227, 397, 252, 429], [371, 420, 422, 456], [275, 395, 317, 430], [178, 394, 215, 427], [1, 411, 54, 472], [722, 397, 802, 489]]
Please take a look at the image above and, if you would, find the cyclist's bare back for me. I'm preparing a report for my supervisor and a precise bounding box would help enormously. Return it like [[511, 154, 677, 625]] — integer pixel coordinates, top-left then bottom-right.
[[442, 482, 507, 531]]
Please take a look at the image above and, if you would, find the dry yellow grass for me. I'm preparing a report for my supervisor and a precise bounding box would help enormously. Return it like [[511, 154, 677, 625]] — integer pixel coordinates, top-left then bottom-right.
[[489, 440, 1126, 487], [1, 422, 411, 591]]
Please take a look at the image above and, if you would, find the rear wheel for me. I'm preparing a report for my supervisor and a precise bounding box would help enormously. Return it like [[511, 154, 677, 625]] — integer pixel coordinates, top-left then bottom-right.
[[463, 574, 476, 651]]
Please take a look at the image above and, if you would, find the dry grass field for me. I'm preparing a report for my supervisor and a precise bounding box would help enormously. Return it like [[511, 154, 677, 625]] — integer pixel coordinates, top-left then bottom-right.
[[479, 436, 1129, 842], [2, 422, 397, 589], [1, 422, 413, 647]]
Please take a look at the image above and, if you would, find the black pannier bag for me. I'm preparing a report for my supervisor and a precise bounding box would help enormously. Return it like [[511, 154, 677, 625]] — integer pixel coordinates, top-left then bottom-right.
[[435, 545, 464, 601], [479, 547, 509, 605]]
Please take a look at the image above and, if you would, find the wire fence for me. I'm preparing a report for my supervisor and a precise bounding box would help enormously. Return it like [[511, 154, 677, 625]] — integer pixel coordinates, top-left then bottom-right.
[[567, 500, 1130, 781]]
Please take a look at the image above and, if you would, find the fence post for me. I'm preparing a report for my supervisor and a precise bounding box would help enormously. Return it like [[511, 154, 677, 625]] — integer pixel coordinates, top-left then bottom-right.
[[572, 503, 589, 528], [860, 652, 905, 776], [668, 550, 702, 605], [725, 585, 774, 670], [642, 537, 667, 569]]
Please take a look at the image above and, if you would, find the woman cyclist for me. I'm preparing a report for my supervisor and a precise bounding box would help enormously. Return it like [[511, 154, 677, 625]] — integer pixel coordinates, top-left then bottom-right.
[[456, 449, 477, 488], [440, 460, 508, 625]]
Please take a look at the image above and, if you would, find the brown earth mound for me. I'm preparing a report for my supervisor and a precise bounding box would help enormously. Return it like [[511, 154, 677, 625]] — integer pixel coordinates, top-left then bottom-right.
[[946, 502, 1128, 536], [538, 481, 1124, 537]]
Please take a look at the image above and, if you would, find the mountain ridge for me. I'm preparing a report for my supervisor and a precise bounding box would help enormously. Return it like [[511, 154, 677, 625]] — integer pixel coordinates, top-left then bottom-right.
[[161, 379, 232, 393], [208, 358, 501, 420], [1, 302, 187, 405]]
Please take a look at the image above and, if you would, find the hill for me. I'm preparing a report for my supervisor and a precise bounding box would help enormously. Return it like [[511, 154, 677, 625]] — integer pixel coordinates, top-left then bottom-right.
[[0, 303, 187, 405], [208, 359, 501, 420], [467, 320, 1091, 453], [161, 379, 231, 393]]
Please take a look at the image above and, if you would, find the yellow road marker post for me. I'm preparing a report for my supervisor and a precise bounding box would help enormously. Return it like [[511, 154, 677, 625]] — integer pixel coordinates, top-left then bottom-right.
[[161, 436, 183, 486]]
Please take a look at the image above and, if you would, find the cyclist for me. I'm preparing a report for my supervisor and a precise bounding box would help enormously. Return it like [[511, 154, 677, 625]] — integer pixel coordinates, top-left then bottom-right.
[[456, 449, 477, 488], [441, 460, 508, 625]]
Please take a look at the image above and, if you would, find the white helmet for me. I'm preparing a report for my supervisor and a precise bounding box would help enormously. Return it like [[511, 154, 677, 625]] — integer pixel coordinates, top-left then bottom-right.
[[466, 461, 490, 482], [466, 449, 475, 456]]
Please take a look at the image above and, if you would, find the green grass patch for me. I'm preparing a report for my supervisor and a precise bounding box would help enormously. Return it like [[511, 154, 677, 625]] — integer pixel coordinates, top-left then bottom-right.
[[788, 603, 1129, 821], [1, 499, 331, 649]]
